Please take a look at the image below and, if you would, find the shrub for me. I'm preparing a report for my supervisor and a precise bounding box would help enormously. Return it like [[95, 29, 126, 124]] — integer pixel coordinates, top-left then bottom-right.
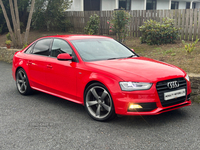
[[139, 18, 180, 45], [6, 32, 11, 41], [84, 14, 100, 35], [5, 40, 11, 45], [182, 39, 199, 53], [108, 10, 131, 43]]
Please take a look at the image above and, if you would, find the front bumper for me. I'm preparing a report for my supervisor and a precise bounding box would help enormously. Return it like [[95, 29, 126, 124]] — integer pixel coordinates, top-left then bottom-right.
[[113, 83, 191, 116]]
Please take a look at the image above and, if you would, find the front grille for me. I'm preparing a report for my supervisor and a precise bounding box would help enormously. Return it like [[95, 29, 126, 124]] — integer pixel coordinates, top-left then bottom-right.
[[156, 78, 187, 107]]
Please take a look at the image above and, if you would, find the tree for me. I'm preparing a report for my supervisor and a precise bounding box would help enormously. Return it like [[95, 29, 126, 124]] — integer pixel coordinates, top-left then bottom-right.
[[0, 0, 30, 34], [0, 0, 35, 48], [32, 0, 73, 31]]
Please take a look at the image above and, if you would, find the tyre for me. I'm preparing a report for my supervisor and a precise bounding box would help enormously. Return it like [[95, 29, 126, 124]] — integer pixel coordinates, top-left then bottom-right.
[[84, 83, 116, 121], [16, 68, 32, 95]]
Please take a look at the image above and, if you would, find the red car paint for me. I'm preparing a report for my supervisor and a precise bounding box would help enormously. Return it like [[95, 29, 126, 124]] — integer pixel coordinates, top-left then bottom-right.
[[12, 35, 191, 116]]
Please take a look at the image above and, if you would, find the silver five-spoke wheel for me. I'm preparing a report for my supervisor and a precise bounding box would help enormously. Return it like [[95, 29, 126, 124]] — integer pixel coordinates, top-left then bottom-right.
[[16, 68, 32, 95], [85, 83, 115, 121]]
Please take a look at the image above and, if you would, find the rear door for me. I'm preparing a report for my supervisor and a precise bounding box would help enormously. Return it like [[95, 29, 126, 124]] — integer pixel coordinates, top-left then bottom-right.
[[28, 38, 53, 90]]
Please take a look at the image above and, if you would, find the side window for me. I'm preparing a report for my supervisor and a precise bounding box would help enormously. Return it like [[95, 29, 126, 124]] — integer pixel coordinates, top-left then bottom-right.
[[51, 39, 73, 57], [33, 39, 52, 56], [24, 44, 34, 54]]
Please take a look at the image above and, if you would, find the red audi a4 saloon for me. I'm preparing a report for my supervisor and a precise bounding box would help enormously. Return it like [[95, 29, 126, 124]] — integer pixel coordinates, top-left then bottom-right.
[[12, 35, 191, 121]]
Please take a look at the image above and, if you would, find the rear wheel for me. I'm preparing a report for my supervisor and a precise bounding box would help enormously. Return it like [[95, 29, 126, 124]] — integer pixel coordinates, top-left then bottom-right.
[[84, 83, 116, 121], [16, 68, 32, 95]]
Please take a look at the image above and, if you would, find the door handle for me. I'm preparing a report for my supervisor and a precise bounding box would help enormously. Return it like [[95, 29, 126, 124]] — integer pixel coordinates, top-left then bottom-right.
[[47, 64, 52, 68], [27, 61, 32, 65]]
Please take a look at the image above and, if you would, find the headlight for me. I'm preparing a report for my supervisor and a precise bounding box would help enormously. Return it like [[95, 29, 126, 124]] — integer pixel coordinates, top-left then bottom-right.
[[185, 74, 190, 81], [119, 82, 152, 91]]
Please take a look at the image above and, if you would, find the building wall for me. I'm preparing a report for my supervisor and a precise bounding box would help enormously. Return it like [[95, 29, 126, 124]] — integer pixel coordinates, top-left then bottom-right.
[[67, 0, 200, 11], [67, 0, 83, 11], [131, 0, 144, 10], [102, 0, 116, 11], [157, 0, 170, 10], [179, 1, 186, 9], [196, 2, 200, 8]]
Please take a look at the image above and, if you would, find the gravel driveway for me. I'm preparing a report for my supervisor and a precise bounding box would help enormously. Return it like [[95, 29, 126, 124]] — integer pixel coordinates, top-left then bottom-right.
[[0, 61, 200, 150]]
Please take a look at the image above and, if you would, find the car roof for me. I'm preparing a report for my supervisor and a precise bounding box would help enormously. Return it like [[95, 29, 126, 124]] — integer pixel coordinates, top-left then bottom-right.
[[41, 35, 113, 41]]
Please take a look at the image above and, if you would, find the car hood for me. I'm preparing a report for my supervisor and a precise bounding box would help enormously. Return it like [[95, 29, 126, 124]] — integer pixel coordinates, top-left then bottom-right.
[[85, 57, 186, 83]]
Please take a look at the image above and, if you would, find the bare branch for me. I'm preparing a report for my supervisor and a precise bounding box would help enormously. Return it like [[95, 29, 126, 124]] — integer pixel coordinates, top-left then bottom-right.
[[24, 0, 36, 44], [14, 0, 23, 47]]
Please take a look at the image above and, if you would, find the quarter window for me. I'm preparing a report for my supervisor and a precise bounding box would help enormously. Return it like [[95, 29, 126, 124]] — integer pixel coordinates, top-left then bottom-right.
[[51, 39, 73, 57], [24, 44, 34, 54], [32, 39, 52, 56], [146, 0, 157, 10]]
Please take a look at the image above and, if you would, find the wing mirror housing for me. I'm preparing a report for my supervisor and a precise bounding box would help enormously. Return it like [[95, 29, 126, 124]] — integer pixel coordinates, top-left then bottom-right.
[[57, 53, 73, 61], [131, 49, 135, 52]]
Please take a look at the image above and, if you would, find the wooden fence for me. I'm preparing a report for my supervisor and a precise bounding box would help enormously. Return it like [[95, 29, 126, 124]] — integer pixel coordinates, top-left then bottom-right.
[[65, 9, 200, 41]]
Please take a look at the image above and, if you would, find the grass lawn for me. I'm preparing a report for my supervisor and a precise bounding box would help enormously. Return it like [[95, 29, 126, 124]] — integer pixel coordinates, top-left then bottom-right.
[[125, 37, 200, 74], [0, 31, 200, 74]]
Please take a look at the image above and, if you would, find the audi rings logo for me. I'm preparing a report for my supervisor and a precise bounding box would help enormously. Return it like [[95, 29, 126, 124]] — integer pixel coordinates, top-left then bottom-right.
[[167, 81, 179, 89]]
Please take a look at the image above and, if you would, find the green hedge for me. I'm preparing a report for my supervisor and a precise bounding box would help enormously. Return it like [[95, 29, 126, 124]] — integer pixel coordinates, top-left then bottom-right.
[[139, 18, 180, 45]]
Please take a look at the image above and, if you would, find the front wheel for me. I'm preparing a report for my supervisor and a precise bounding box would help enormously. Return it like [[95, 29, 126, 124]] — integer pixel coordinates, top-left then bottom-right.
[[84, 83, 116, 121], [16, 68, 32, 95]]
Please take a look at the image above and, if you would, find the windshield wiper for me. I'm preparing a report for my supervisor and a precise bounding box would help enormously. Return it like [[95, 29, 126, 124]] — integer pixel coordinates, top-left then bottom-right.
[[127, 55, 135, 58], [107, 58, 118, 60]]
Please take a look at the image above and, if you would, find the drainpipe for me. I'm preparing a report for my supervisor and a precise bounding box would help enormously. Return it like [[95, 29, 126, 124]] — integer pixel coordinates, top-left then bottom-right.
[[115, 0, 119, 9], [169, 0, 171, 9], [190, 1, 193, 9], [144, 0, 146, 10], [81, 0, 84, 11]]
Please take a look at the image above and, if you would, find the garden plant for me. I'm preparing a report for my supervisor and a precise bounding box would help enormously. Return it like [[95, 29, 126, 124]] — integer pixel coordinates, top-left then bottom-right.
[[108, 9, 131, 43], [139, 18, 180, 45]]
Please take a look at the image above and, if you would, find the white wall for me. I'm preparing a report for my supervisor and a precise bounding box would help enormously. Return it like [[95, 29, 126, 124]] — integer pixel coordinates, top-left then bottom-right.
[[67, 0, 83, 11], [131, 0, 144, 10], [179, 1, 186, 9], [157, 0, 169, 10], [102, 0, 116, 11], [196, 2, 200, 8]]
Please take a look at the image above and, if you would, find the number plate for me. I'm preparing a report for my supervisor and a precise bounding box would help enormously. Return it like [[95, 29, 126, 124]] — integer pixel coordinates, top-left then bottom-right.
[[164, 89, 186, 101]]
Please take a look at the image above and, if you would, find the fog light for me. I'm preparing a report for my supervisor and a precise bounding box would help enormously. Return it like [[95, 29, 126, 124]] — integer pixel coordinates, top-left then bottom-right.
[[128, 104, 143, 110]]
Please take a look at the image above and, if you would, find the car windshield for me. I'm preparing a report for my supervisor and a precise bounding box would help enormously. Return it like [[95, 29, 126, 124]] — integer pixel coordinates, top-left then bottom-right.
[[71, 38, 137, 61]]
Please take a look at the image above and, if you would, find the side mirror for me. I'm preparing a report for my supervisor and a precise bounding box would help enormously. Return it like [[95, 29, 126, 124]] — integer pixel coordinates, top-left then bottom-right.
[[57, 53, 72, 61], [131, 49, 135, 52]]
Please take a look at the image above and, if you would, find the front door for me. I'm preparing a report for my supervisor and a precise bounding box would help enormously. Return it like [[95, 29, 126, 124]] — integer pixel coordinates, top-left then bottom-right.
[[45, 39, 77, 101]]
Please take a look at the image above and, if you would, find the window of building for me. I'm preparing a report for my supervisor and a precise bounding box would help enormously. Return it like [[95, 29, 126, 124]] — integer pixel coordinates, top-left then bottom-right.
[[193, 3, 196, 9], [119, 0, 131, 10], [84, 0, 100, 11], [171, 1, 179, 9], [186, 2, 190, 9], [146, 0, 157, 10]]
